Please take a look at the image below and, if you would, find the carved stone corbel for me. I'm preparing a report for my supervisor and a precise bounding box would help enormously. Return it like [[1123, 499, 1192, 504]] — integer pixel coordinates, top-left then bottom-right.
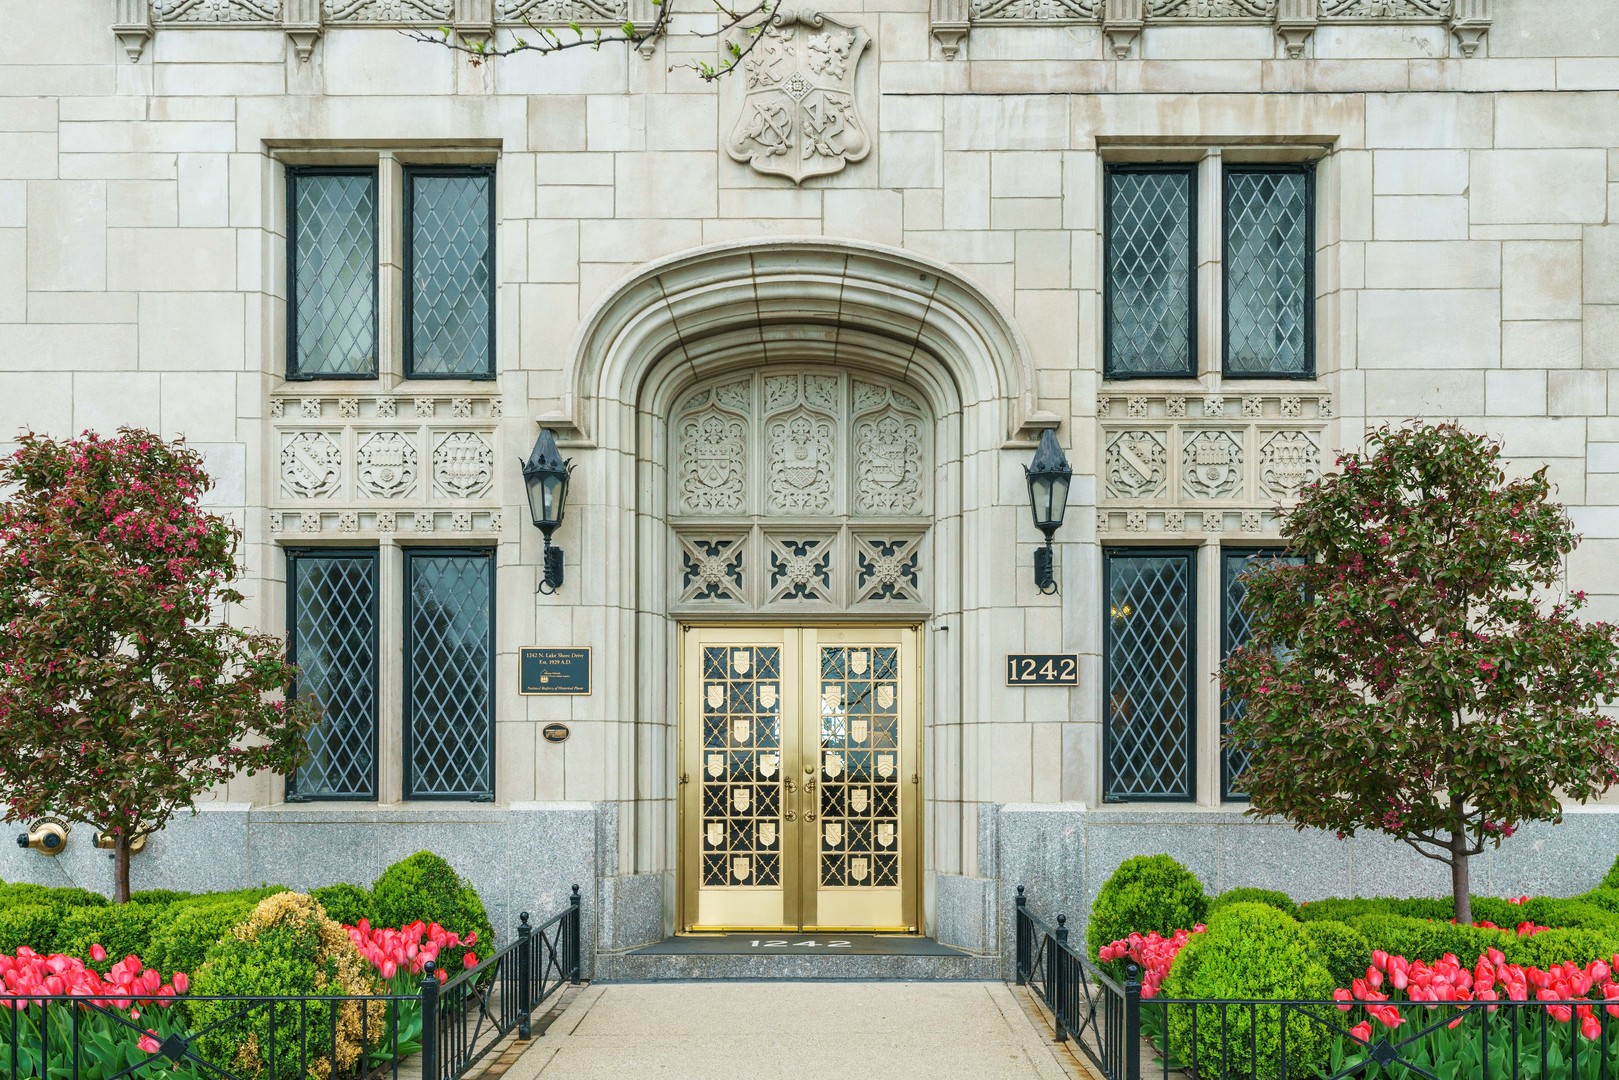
[[283, 0, 323, 63], [629, 0, 659, 59], [111, 0, 154, 63], [453, 0, 496, 50], [931, 0, 970, 60], [1102, 0, 1143, 60], [1449, 0, 1490, 58], [1273, 0, 1316, 59]]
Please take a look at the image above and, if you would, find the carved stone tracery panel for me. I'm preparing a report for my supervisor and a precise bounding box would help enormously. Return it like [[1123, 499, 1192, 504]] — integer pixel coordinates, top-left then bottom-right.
[[670, 370, 931, 613]]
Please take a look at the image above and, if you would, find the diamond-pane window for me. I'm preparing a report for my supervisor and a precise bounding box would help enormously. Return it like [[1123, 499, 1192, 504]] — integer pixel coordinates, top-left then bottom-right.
[[404, 550, 495, 800], [1225, 166, 1313, 377], [286, 550, 378, 799], [1221, 548, 1306, 800], [288, 169, 377, 379], [1104, 550, 1196, 801], [406, 168, 495, 378], [1106, 166, 1196, 378]]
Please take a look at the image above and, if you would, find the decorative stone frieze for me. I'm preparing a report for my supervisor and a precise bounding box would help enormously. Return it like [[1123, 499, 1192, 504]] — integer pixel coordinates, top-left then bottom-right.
[[270, 393, 501, 538], [1098, 391, 1328, 539], [725, 8, 872, 185]]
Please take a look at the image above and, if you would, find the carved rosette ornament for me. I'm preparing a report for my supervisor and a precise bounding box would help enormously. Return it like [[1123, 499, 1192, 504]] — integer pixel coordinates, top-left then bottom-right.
[[726, 8, 872, 185]]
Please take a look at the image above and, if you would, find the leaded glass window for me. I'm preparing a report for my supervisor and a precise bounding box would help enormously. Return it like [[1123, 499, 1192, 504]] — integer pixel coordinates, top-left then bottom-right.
[[1104, 549, 1196, 801], [1105, 165, 1196, 379], [404, 549, 495, 800], [405, 168, 495, 379], [1221, 548, 1306, 800], [1224, 166, 1314, 377], [288, 168, 377, 379], [286, 550, 378, 800]]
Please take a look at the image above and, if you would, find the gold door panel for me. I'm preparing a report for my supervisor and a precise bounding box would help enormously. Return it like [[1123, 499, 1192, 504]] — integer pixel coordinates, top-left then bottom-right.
[[681, 626, 919, 932]]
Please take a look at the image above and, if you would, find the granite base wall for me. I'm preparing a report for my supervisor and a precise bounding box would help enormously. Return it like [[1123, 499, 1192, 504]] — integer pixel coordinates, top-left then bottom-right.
[[982, 805, 1619, 978], [0, 801, 606, 976]]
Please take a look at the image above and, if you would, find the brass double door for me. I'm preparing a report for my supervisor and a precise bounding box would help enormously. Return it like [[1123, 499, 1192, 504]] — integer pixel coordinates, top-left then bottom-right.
[[680, 626, 921, 932]]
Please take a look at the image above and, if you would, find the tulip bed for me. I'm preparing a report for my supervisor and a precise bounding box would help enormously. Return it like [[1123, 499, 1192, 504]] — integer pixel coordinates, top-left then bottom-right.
[[1086, 853, 1619, 1080], [0, 850, 492, 1080]]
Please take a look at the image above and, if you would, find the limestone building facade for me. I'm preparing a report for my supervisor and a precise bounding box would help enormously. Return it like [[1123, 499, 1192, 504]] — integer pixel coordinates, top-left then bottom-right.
[[2, 0, 1619, 973]]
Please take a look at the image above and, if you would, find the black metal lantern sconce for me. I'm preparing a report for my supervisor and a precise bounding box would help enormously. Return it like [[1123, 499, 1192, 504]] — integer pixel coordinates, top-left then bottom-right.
[[522, 429, 573, 595], [1025, 429, 1072, 595]]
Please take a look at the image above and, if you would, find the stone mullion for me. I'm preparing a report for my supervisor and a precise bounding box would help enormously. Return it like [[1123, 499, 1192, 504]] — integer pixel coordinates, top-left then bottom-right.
[[1197, 150, 1225, 383], [377, 540, 405, 804], [1195, 540, 1223, 808], [377, 153, 404, 384]]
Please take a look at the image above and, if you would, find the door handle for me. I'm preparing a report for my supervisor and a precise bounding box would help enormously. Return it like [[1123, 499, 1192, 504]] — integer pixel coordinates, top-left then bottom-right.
[[785, 809, 797, 821], [805, 812, 817, 822], [784, 778, 796, 794], [805, 780, 816, 794]]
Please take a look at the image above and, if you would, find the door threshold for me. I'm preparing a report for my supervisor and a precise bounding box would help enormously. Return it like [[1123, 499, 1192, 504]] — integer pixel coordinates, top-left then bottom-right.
[[628, 933, 968, 957]]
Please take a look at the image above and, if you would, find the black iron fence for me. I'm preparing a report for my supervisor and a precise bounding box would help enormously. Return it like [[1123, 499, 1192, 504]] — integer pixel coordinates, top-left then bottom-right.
[[1015, 885, 1619, 1080], [0, 886, 582, 1080]]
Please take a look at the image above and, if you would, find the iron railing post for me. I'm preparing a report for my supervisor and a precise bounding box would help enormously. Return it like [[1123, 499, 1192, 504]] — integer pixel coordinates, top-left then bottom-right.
[[569, 883, 582, 984], [1054, 915, 1070, 1041], [1125, 963, 1142, 1080], [516, 912, 533, 1039], [420, 961, 440, 1080], [1015, 885, 1028, 985]]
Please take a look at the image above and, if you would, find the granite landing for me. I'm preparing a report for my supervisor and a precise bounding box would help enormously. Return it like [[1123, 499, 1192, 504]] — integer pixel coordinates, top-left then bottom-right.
[[594, 933, 1001, 980]]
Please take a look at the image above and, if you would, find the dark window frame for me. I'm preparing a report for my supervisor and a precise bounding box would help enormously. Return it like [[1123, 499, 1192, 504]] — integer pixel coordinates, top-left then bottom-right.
[[284, 547, 380, 802], [402, 546, 497, 801], [1221, 162, 1317, 381], [1101, 546, 1198, 803], [402, 165, 498, 381], [285, 166, 380, 382], [1103, 163, 1199, 381]]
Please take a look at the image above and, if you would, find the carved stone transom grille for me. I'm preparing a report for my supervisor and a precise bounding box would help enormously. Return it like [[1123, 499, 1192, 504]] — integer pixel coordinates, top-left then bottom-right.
[[1098, 391, 1328, 538], [670, 370, 931, 614]]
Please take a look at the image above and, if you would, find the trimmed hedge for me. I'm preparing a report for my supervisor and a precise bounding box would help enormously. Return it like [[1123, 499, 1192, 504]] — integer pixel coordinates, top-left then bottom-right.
[[1347, 913, 1514, 963], [1503, 928, 1619, 969], [0, 904, 64, 956], [1296, 896, 1457, 924], [1297, 919, 1372, 987], [54, 902, 169, 967], [1209, 888, 1296, 919], [372, 852, 493, 965], [309, 883, 375, 928], [1163, 903, 1338, 1080], [1086, 854, 1207, 963], [145, 898, 258, 978], [0, 882, 108, 911]]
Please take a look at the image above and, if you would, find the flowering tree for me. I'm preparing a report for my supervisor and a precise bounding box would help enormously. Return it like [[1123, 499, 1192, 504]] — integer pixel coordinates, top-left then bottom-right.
[[1223, 423, 1619, 925], [0, 430, 317, 902]]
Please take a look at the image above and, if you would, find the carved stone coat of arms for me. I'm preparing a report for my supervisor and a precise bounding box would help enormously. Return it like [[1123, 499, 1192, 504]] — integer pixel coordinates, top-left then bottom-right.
[[726, 8, 872, 185]]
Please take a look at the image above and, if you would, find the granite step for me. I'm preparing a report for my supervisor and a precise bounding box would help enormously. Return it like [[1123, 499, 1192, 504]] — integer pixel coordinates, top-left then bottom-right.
[[593, 933, 1002, 981]]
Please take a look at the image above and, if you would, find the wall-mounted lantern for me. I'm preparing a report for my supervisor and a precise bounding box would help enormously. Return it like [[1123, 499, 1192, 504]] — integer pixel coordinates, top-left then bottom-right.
[[1025, 429, 1072, 595], [522, 429, 573, 595], [16, 817, 70, 856]]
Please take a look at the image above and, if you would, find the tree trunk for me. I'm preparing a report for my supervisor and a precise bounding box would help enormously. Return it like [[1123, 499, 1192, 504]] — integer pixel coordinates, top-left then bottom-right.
[[1452, 844, 1472, 925], [114, 838, 131, 904]]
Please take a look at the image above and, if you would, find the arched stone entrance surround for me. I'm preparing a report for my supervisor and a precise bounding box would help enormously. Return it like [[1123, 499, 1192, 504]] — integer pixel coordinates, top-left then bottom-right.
[[561, 238, 1051, 949]]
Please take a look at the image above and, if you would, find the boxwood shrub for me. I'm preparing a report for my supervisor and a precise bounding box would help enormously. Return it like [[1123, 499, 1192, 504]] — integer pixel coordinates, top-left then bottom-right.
[[54, 902, 171, 967], [1347, 913, 1513, 963], [1162, 903, 1338, 1080], [1209, 888, 1296, 919], [0, 904, 64, 956], [1504, 927, 1619, 969], [1086, 854, 1207, 963], [145, 897, 259, 978], [310, 883, 376, 928], [372, 852, 494, 965], [1297, 919, 1372, 988]]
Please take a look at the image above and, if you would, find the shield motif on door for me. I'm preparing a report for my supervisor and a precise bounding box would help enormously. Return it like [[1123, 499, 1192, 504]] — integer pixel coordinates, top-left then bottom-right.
[[731, 717, 752, 745], [823, 822, 843, 847], [758, 822, 777, 847], [822, 685, 842, 711], [850, 651, 869, 675], [732, 786, 751, 812], [732, 856, 752, 882], [850, 787, 869, 813], [706, 822, 725, 847], [823, 752, 843, 778], [876, 822, 896, 848], [877, 753, 895, 779], [759, 683, 778, 710], [706, 683, 725, 710], [877, 685, 895, 710], [706, 752, 725, 779], [731, 649, 751, 675], [850, 856, 870, 882], [850, 718, 868, 744], [758, 752, 779, 778]]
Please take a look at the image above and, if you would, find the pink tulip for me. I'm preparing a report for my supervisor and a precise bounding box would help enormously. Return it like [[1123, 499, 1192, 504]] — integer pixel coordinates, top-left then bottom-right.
[[138, 1032, 161, 1054], [463, 952, 478, 970], [381, 960, 397, 980], [1348, 1021, 1373, 1043]]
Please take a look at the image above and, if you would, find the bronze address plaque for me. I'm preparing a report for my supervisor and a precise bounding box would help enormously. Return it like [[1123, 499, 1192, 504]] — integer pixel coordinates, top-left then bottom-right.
[[521, 647, 592, 695], [1005, 654, 1079, 686]]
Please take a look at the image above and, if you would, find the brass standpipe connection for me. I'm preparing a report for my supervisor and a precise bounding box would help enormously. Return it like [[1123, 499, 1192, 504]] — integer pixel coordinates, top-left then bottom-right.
[[15, 818, 70, 856]]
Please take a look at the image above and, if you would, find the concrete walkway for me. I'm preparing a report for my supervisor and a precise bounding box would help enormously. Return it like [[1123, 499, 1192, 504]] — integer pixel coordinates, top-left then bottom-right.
[[503, 982, 1083, 1080]]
